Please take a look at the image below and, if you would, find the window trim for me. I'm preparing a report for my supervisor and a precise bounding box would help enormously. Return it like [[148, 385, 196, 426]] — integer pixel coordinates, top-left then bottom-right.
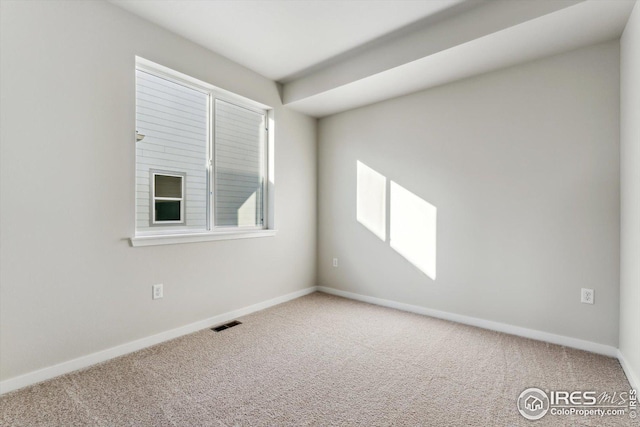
[[130, 229, 277, 247], [132, 57, 276, 246]]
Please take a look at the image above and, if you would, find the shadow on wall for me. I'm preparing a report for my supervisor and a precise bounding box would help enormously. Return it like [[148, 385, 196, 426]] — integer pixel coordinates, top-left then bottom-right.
[[356, 161, 437, 280]]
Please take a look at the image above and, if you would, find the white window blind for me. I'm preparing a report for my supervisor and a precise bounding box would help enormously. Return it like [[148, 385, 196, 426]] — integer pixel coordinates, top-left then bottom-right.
[[214, 99, 265, 228]]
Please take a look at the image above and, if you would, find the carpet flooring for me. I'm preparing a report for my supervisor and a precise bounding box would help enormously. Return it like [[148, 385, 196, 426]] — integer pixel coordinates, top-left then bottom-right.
[[0, 292, 635, 426]]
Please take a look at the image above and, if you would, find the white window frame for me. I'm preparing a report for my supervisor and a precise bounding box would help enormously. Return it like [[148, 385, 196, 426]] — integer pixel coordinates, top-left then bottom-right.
[[150, 171, 186, 226], [131, 57, 276, 247]]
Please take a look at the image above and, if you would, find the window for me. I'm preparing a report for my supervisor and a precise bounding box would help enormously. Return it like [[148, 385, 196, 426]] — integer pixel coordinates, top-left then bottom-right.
[[133, 58, 273, 245], [151, 171, 185, 224], [214, 99, 265, 228]]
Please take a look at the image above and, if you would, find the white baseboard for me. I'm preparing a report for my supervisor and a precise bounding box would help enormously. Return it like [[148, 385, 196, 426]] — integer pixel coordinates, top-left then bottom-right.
[[618, 349, 640, 391], [3, 285, 632, 396], [317, 286, 619, 358], [0, 286, 317, 396]]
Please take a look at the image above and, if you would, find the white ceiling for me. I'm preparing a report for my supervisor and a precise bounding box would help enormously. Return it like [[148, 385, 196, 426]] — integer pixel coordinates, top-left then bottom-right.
[[110, 0, 465, 82], [110, 0, 636, 117]]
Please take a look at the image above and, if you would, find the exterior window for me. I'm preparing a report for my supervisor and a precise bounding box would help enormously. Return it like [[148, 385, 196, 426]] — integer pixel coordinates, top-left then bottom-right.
[[214, 100, 265, 228], [152, 172, 185, 224], [135, 60, 270, 237]]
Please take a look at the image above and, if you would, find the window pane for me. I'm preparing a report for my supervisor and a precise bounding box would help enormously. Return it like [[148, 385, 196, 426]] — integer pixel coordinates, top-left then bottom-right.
[[135, 69, 208, 231], [155, 200, 181, 222], [154, 174, 182, 198], [214, 99, 264, 227]]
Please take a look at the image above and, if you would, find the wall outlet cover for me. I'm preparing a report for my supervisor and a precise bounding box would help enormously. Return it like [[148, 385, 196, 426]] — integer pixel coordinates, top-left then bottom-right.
[[152, 284, 163, 300], [581, 288, 594, 304]]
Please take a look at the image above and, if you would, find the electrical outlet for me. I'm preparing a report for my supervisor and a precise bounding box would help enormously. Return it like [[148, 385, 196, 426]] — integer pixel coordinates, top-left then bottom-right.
[[333, 258, 338, 268], [581, 288, 594, 304], [152, 284, 163, 300]]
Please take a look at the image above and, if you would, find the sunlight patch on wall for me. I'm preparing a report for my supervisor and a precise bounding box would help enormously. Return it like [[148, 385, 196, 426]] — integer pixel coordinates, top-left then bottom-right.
[[390, 181, 437, 280], [356, 161, 386, 241]]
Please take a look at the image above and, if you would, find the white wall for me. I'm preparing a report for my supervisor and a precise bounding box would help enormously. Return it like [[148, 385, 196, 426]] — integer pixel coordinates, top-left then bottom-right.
[[318, 41, 620, 347], [620, 1, 640, 389], [0, 0, 316, 381]]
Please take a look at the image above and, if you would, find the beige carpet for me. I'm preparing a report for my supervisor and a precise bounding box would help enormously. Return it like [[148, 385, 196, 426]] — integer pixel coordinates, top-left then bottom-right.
[[0, 292, 635, 426]]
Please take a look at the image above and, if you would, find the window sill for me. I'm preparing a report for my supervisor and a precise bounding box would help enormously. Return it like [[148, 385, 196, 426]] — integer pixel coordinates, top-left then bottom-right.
[[130, 229, 277, 247]]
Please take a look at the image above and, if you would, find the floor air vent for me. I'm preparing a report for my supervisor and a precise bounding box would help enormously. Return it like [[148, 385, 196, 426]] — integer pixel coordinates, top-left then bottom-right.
[[211, 320, 242, 332]]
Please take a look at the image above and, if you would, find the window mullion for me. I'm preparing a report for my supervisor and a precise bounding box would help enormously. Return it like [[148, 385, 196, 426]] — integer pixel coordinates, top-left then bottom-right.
[[209, 93, 215, 231], [262, 115, 267, 225]]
